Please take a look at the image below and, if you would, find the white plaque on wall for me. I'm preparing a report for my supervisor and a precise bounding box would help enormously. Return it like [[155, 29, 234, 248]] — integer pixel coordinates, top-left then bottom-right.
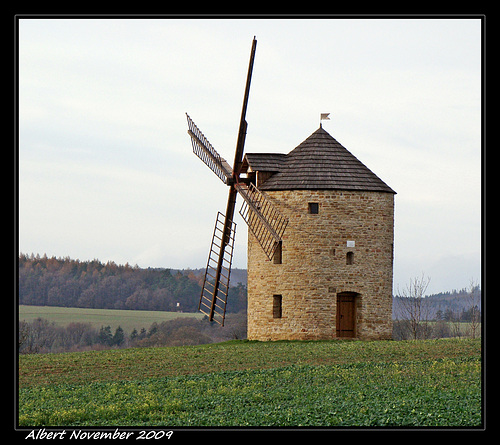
[[346, 240, 355, 248]]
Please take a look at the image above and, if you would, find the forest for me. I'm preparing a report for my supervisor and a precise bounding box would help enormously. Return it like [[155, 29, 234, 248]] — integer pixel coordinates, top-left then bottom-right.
[[18, 253, 247, 313]]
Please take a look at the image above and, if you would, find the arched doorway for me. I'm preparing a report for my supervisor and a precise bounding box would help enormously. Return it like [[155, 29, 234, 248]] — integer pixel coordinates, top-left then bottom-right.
[[336, 292, 358, 338]]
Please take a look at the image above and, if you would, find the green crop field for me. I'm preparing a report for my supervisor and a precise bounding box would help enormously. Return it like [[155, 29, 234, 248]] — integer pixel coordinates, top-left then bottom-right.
[[19, 305, 204, 334], [18, 338, 482, 427]]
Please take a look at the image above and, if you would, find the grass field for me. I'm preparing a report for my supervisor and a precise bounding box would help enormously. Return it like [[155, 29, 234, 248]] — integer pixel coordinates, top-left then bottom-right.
[[19, 305, 204, 334], [18, 338, 482, 427]]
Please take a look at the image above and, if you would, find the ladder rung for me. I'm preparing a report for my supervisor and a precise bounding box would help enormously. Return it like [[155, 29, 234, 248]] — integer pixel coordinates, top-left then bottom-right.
[[206, 271, 216, 281], [200, 303, 211, 312], [201, 293, 214, 303]]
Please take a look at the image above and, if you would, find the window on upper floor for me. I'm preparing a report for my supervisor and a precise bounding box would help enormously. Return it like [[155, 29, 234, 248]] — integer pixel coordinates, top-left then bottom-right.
[[308, 202, 319, 214], [346, 251, 354, 265]]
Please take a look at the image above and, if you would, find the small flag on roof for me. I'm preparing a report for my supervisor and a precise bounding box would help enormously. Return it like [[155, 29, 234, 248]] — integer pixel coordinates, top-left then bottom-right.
[[320, 113, 330, 120]]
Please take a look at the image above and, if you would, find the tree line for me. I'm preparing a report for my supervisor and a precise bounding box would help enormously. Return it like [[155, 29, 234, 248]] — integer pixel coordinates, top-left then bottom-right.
[[19, 314, 247, 354], [18, 253, 247, 313], [393, 275, 481, 340]]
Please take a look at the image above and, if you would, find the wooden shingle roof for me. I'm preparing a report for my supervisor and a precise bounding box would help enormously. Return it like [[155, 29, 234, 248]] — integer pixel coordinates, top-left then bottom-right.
[[255, 126, 395, 194], [243, 153, 286, 173]]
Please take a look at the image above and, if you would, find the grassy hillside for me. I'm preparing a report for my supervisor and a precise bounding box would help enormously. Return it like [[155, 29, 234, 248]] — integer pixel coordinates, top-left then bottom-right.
[[19, 305, 204, 334], [18, 338, 481, 427]]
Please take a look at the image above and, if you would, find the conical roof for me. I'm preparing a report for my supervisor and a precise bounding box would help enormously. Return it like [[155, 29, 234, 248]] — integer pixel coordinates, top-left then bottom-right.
[[258, 126, 395, 193]]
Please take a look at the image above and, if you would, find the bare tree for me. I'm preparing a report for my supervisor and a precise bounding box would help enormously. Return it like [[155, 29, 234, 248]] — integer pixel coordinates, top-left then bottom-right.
[[449, 309, 463, 338], [466, 278, 481, 339], [396, 274, 431, 340], [18, 320, 32, 352]]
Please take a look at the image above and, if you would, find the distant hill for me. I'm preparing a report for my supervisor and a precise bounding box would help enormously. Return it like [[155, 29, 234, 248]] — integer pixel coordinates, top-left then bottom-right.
[[393, 287, 481, 320], [18, 253, 247, 313], [175, 268, 247, 286]]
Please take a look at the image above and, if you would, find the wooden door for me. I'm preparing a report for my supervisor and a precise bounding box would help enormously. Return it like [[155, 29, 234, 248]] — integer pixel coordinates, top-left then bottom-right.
[[336, 293, 356, 338]]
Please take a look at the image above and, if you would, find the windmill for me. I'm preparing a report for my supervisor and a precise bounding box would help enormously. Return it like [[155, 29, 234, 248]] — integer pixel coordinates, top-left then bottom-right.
[[186, 37, 288, 326]]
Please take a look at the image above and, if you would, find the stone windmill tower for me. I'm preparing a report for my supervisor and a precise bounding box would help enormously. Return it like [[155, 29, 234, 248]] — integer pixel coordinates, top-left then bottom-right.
[[187, 38, 395, 340], [241, 124, 396, 341]]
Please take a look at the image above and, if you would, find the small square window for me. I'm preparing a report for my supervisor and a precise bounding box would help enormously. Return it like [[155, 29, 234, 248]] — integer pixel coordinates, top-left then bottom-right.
[[308, 202, 319, 214]]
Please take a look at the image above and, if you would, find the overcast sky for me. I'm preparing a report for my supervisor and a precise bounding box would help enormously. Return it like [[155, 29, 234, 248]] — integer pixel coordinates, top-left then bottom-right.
[[18, 17, 482, 295]]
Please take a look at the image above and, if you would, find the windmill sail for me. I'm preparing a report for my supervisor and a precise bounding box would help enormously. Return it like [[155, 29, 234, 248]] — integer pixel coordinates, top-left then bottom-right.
[[186, 114, 233, 184], [236, 182, 288, 260], [187, 37, 287, 326], [198, 212, 236, 326], [196, 38, 257, 326]]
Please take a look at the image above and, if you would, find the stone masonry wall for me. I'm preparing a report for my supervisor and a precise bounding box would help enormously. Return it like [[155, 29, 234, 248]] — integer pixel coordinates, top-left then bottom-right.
[[247, 189, 395, 341]]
